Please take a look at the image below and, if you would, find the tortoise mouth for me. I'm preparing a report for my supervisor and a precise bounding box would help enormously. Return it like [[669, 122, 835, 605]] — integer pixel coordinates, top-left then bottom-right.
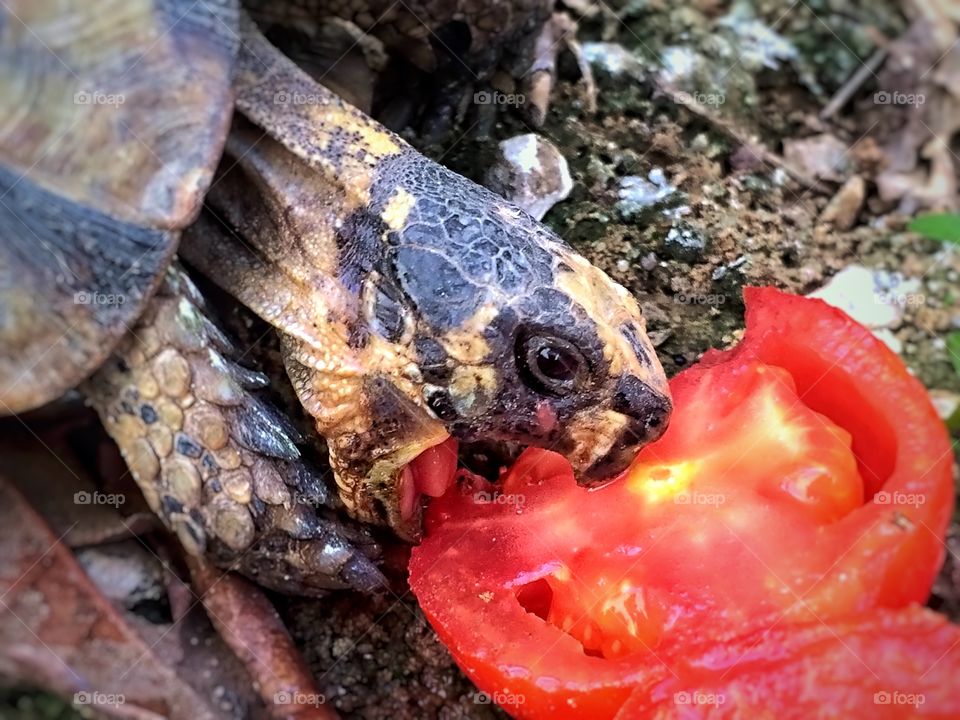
[[458, 439, 526, 480], [399, 437, 460, 523], [398, 438, 535, 528]]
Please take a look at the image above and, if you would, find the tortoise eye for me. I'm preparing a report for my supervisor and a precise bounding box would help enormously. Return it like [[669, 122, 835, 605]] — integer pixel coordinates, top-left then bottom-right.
[[516, 333, 586, 396]]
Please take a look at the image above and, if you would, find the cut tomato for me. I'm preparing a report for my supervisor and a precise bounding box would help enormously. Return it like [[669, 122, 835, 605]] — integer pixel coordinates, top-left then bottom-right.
[[619, 607, 960, 719], [409, 288, 954, 719]]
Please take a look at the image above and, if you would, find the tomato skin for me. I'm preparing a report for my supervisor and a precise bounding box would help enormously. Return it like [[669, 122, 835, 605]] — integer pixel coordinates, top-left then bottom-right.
[[722, 288, 954, 610], [619, 607, 960, 720], [409, 288, 955, 719]]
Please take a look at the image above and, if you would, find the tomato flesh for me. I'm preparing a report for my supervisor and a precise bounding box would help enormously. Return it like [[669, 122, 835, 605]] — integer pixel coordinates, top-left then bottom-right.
[[619, 608, 960, 719], [409, 288, 955, 719]]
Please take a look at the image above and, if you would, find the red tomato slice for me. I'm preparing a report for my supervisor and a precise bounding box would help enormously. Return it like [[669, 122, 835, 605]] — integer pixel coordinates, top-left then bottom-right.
[[409, 288, 954, 719], [618, 607, 960, 719]]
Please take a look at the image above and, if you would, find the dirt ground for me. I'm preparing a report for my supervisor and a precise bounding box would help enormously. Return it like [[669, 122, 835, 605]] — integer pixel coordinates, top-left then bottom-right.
[[3, 0, 959, 718]]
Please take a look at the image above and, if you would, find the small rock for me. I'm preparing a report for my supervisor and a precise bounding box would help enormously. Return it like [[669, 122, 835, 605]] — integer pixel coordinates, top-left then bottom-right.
[[929, 389, 960, 422], [616, 259, 630, 273], [616, 169, 677, 219], [783, 133, 851, 182], [717, 6, 798, 72], [659, 45, 705, 86], [484, 134, 573, 221], [75, 540, 165, 609], [663, 222, 708, 263], [730, 145, 767, 174], [712, 255, 748, 281], [809, 265, 923, 330], [581, 42, 645, 80], [640, 252, 659, 271], [647, 329, 672, 347], [872, 329, 904, 354], [819, 176, 866, 230]]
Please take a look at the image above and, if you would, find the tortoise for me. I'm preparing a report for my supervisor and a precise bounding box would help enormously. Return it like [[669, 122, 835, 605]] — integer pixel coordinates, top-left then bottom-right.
[[0, 0, 671, 596]]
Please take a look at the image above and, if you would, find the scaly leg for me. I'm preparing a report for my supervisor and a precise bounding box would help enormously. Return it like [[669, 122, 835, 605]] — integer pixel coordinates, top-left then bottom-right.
[[83, 267, 385, 596]]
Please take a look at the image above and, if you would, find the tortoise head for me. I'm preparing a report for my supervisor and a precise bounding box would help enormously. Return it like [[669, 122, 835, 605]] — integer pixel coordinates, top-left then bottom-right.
[[373, 155, 672, 484], [179, 20, 667, 539]]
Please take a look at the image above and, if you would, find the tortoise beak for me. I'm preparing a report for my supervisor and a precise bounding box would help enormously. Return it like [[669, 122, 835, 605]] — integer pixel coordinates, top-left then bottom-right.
[[581, 377, 672, 483]]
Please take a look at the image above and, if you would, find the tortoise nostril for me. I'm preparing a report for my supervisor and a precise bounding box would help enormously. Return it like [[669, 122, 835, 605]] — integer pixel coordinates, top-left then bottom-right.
[[612, 375, 672, 440], [641, 404, 670, 442]]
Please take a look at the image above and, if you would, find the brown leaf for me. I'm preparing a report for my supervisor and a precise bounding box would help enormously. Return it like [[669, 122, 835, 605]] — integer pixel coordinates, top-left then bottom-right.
[[187, 556, 339, 720], [0, 424, 264, 719], [872, 18, 960, 212]]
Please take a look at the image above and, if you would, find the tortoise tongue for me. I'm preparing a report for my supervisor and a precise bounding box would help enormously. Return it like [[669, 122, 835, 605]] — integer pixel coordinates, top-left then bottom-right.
[[411, 438, 459, 497], [400, 438, 459, 522]]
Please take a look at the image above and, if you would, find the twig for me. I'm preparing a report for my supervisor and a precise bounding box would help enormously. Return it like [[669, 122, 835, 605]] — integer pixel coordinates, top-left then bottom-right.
[[820, 48, 889, 120], [659, 84, 831, 193]]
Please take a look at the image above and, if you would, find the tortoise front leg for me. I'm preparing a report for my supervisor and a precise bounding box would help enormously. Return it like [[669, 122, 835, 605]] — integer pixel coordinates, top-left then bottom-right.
[[83, 267, 385, 596]]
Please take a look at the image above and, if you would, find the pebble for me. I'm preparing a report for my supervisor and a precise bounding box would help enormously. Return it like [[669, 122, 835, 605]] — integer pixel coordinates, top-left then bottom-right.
[[712, 255, 748, 281], [664, 222, 708, 263], [616, 169, 677, 219], [74, 542, 164, 609], [819, 176, 866, 230], [647, 329, 672, 347], [659, 45, 704, 86], [872, 329, 904, 354], [718, 7, 798, 72], [809, 265, 923, 330], [484, 134, 573, 221], [782, 133, 851, 182], [581, 42, 645, 80], [929, 389, 960, 422]]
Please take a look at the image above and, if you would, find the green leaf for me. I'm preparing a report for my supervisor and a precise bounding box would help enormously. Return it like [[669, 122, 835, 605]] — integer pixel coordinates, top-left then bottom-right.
[[908, 213, 960, 244], [948, 407, 960, 433], [948, 332, 960, 378]]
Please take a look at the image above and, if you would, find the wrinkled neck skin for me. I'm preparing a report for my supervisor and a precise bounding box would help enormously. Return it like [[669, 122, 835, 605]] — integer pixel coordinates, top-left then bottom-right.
[[181, 16, 671, 540]]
